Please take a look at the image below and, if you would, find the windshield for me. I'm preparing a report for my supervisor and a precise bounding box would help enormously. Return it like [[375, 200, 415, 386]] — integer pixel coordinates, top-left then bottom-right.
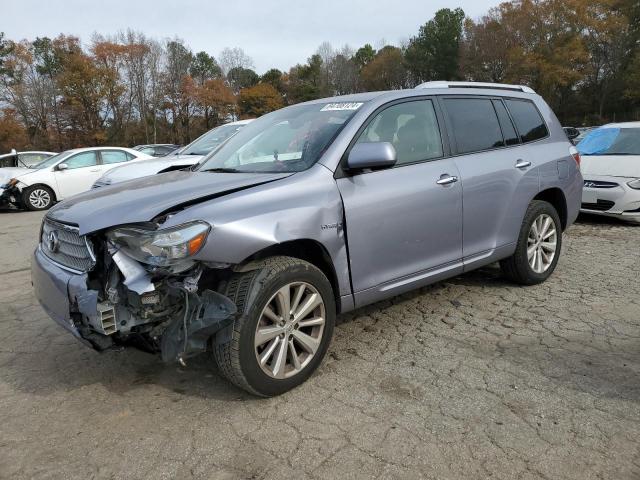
[[197, 102, 362, 173], [577, 127, 640, 156], [31, 151, 70, 169], [181, 123, 247, 156]]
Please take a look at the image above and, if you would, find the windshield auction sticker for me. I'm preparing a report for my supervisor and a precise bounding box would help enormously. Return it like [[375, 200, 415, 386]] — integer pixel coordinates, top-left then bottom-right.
[[320, 102, 364, 111]]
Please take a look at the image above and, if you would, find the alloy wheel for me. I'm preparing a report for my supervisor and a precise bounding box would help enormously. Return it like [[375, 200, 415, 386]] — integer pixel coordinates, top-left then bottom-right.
[[527, 213, 557, 274], [29, 189, 51, 209], [254, 282, 326, 379]]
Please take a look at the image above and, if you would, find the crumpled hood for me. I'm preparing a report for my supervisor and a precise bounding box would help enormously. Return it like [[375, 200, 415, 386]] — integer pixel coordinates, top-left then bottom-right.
[[580, 155, 640, 178], [99, 154, 204, 185], [0, 167, 31, 185], [47, 170, 292, 234]]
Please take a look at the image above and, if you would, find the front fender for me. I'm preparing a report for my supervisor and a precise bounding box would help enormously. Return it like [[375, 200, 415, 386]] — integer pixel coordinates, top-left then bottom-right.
[[160, 165, 351, 298]]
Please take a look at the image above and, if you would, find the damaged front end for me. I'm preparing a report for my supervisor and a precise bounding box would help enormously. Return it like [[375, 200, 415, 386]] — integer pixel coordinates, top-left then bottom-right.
[[32, 217, 237, 365]]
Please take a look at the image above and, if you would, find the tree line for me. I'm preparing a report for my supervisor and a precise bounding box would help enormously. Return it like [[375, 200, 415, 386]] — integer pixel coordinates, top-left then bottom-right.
[[1, 0, 639, 152]]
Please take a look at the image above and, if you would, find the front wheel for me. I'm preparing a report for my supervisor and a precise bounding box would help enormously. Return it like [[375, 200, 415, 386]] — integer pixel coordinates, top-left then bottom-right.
[[213, 256, 335, 396], [22, 185, 55, 211], [500, 200, 562, 285]]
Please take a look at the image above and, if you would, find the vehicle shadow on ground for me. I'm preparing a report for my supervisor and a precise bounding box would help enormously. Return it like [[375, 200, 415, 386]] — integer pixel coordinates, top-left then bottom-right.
[[576, 212, 640, 227], [0, 207, 22, 214]]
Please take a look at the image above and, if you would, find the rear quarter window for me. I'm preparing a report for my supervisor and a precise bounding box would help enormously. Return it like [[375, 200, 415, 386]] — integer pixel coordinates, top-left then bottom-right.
[[505, 99, 548, 143]]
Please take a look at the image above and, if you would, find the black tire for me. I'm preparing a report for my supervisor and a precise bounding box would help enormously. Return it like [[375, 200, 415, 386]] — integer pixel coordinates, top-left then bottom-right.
[[500, 200, 562, 285], [213, 256, 336, 397], [22, 185, 55, 211]]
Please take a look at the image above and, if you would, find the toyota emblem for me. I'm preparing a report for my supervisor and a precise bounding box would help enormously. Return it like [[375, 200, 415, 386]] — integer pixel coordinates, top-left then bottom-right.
[[47, 230, 59, 253]]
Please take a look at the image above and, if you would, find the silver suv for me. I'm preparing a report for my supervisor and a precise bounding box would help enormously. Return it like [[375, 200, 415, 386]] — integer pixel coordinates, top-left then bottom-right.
[[32, 82, 582, 396]]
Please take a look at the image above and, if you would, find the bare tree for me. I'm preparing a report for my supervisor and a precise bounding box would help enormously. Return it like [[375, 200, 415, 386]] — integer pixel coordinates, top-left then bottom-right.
[[219, 47, 254, 76]]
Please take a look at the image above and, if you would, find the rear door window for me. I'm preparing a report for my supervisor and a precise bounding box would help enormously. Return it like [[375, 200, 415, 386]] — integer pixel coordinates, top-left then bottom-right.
[[504, 99, 548, 143], [101, 150, 131, 164], [443, 98, 504, 154]]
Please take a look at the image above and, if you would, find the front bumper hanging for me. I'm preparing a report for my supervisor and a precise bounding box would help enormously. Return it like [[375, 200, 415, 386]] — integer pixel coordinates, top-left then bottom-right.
[[31, 245, 238, 362]]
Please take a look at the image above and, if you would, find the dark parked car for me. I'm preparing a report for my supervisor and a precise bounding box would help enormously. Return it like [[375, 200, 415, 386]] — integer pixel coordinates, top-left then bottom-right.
[[563, 126, 580, 144], [32, 82, 582, 396], [132, 144, 181, 157]]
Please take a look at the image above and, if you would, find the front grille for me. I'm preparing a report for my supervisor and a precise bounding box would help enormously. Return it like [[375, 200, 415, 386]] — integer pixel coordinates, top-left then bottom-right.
[[581, 199, 615, 211], [41, 218, 95, 272], [583, 180, 618, 189]]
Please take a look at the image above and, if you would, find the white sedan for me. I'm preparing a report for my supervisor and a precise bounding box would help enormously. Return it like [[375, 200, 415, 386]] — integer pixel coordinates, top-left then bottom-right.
[[579, 122, 640, 223], [92, 120, 253, 188], [0, 147, 152, 210]]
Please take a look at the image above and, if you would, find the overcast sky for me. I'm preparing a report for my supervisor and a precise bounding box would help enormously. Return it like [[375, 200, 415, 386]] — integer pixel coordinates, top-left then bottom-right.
[[3, 0, 497, 74]]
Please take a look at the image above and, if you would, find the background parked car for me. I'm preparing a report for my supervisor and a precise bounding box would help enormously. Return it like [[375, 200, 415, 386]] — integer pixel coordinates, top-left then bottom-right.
[[0, 147, 153, 210], [132, 144, 181, 157], [578, 122, 640, 222], [0, 150, 57, 169], [575, 127, 595, 143], [0, 150, 58, 187], [92, 119, 253, 188], [563, 126, 580, 144]]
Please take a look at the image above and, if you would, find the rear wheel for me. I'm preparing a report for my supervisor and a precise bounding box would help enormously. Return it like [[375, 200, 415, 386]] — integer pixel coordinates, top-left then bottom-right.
[[22, 185, 54, 211], [500, 200, 562, 285], [213, 256, 335, 396]]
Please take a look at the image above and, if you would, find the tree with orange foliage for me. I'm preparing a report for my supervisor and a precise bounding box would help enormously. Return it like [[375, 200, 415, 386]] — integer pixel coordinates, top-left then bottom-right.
[[194, 78, 236, 128], [0, 108, 28, 152], [238, 83, 283, 118], [54, 35, 115, 145]]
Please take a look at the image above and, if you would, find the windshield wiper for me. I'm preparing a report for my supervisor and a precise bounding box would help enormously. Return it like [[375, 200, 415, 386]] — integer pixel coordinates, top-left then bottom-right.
[[202, 167, 242, 173]]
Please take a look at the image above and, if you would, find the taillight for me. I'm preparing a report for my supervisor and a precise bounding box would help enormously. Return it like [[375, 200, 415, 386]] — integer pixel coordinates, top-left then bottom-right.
[[569, 146, 580, 168]]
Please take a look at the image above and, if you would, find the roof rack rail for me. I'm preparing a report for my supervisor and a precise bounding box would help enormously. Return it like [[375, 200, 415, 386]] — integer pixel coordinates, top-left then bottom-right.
[[415, 81, 536, 94]]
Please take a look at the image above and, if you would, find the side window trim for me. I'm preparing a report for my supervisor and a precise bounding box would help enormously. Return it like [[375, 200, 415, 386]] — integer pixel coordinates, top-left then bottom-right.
[[492, 98, 521, 146], [437, 94, 538, 156], [336, 96, 450, 178]]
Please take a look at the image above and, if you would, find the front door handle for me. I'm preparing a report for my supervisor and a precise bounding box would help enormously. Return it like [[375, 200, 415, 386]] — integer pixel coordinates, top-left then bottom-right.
[[515, 160, 532, 169], [436, 174, 459, 186], [89, 168, 101, 172]]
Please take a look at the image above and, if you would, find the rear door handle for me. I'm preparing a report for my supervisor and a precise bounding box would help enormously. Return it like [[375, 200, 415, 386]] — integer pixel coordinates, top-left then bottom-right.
[[515, 160, 532, 169], [436, 175, 458, 186], [89, 168, 101, 172]]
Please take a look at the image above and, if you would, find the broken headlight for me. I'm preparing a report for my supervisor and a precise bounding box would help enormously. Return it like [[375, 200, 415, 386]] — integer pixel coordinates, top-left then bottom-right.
[[107, 221, 211, 266]]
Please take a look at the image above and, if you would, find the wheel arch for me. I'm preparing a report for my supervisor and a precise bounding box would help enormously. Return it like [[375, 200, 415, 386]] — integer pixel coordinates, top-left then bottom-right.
[[22, 182, 58, 203], [533, 188, 567, 231], [235, 239, 342, 313]]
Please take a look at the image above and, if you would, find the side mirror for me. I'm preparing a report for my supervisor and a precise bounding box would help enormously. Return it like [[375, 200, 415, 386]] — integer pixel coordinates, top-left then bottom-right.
[[57, 163, 68, 171], [10, 148, 17, 156], [346, 142, 397, 171]]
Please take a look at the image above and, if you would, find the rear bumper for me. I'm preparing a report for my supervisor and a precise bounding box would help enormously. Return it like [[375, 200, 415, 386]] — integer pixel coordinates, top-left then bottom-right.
[[31, 246, 98, 349]]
